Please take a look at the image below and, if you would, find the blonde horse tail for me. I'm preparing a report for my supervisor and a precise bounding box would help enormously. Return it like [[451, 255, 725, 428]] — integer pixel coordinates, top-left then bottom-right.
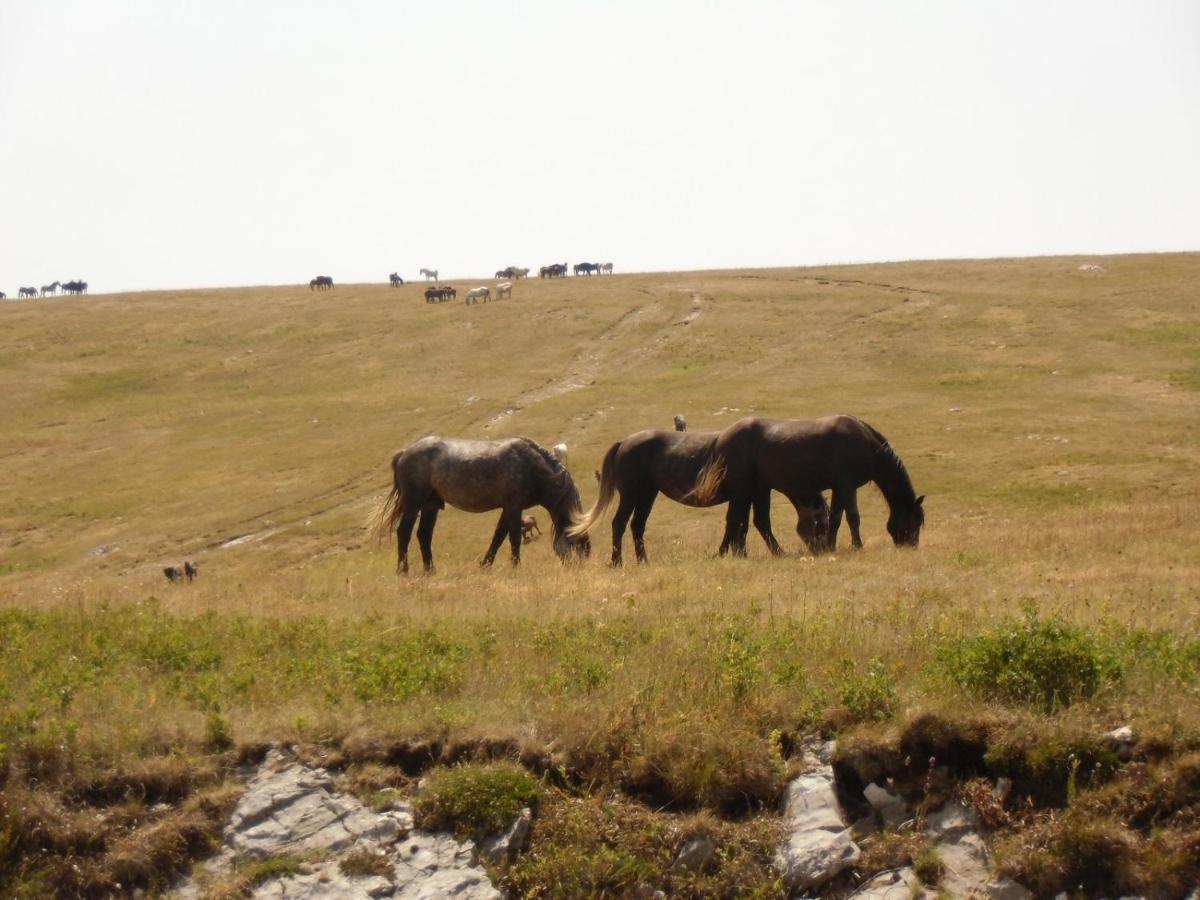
[[690, 454, 727, 506], [567, 441, 621, 538], [372, 478, 405, 546]]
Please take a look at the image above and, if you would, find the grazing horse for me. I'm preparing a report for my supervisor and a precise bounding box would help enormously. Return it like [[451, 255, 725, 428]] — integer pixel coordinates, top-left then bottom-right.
[[512, 267, 530, 279], [376, 436, 591, 572], [465, 286, 490, 304], [310, 275, 334, 290], [694, 415, 925, 551], [567, 430, 828, 566], [420, 268, 439, 282], [62, 280, 87, 295], [573, 262, 598, 276], [521, 514, 541, 543], [674, 414, 687, 432], [540, 262, 568, 278], [600, 262, 614, 274], [496, 268, 513, 279], [41, 281, 60, 296], [389, 272, 404, 287], [496, 281, 513, 299], [19, 287, 37, 298]]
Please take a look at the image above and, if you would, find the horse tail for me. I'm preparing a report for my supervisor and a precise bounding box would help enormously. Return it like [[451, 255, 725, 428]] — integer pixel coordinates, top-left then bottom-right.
[[372, 465, 405, 546], [690, 454, 727, 505], [566, 441, 620, 538]]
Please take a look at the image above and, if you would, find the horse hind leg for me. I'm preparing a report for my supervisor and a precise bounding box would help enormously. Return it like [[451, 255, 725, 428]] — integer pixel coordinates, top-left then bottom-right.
[[720, 498, 752, 557], [416, 506, 439, 572], [610, 495, 636, 566], [630, 493, 658, 564], [842, 490, 864, 549], [396, 507, 421, 574]]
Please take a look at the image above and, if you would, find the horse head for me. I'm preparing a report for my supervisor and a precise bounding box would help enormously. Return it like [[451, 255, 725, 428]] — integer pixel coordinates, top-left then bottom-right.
[[886, 495, 925, 547]]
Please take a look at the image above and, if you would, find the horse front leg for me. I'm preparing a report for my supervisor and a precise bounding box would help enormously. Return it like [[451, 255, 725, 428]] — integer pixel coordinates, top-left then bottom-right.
[[751, 488, 784, 556], [416, 506, 439, 572], [396, 507, 420, 574], [505, 509, 523, 566], [481, 513, 509, 567], [828, 488, 848, 551], [842, 489, 864, 549], [630, 493, 658, 564]]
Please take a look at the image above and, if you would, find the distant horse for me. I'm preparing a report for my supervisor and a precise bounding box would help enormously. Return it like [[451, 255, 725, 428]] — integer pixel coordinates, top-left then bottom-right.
[[420, 268, 439, 282], [496, 281, 513, 299], [443, 285, 457, 301], [0, 292, 5, 300], [390, 272, 404, 287], [41, 281, 60, 296], [568, 429, 828, 565], [425, 286, 444, 303], [600, 262, 614, 274], [465, 286, 490, 304], [674, 414, 687, 432], [19, 287, 37, 298], [496, 268, 513, 279], [512, 267, 530, 279], [540, 262, 567, 278], [521, 514, 541, 543], [376, 436, 591, 572], [694, 415, 924, 551], [573, 262, 598, 276], [62, 280, 87, 295], [310, 275, 334, 290]]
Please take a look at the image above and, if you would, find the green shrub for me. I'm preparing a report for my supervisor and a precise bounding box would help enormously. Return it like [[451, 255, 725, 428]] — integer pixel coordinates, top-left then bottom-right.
[[413, 762, 539, 839], [836, 658, 897, 723], [937, 613, 1122, 712]]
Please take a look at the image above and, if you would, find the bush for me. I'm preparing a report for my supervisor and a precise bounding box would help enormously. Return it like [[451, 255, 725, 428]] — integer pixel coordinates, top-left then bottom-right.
[[836, 658, 898, 723], [413, 762, 539, 840], [937, 613, 1123, 712]]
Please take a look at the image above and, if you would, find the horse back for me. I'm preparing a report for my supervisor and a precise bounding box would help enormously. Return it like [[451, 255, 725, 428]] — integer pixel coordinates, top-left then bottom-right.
[[722, 415, 880, 493], [617, 429, 720, 505]]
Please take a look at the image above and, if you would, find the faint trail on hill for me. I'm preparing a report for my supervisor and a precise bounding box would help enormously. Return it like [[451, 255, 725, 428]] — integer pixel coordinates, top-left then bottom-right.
[[477, 287, 705, 430]]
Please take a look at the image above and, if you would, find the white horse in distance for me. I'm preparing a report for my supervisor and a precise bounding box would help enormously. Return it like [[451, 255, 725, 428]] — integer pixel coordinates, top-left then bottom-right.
[[420, 268, 439, 282], [496, 281, 513, 299], [465, 286, 490, 304]]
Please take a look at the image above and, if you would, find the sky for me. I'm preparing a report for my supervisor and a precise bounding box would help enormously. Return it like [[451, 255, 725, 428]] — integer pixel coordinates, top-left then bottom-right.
[[1, 1, 1198, 293]]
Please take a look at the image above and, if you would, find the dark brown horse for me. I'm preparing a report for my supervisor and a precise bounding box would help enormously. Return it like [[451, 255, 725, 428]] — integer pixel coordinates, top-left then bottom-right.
[[695, 415, 924, 550], [377, 436, 590, 573], [568, 429, 828, 565]]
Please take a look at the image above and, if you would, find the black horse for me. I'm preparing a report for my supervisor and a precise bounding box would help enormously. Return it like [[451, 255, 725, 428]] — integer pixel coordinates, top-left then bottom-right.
[[62, 280, 88, 295], [568, 429, 828, 565], [377, 436, 591, 573], [310, 275, 334, 291], [389, 273, 404, 287], [573, 262, 599, 276], [695, 415, 924, 550]]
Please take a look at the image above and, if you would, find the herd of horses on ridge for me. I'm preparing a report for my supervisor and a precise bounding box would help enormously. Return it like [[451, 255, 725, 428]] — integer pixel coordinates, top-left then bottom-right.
[[2, 280, 89, 300], [376, 414, 925, 574], [304, 262, 616, 305]]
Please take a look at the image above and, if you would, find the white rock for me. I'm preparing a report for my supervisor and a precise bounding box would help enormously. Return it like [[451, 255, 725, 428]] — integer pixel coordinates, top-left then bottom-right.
[[479, 807, 532, 864], [864, 782, 909, 831], [774, 770, 861, 891], [849, 867, 923, 898]]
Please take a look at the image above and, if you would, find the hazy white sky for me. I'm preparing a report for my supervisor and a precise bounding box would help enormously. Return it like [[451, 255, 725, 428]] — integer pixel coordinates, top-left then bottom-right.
[[2, 1, 1197, 293]]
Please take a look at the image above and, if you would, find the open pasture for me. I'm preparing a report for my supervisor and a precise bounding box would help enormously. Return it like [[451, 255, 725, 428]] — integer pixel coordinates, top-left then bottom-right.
[[1, 255, 1198, 895]]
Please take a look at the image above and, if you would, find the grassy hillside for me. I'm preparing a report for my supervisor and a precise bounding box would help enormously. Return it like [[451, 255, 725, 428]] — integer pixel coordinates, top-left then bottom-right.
[[1, 255, 1198, 896]]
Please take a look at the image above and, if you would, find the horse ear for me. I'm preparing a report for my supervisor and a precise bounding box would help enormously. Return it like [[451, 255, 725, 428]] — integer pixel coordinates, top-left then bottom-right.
[[915, 495, 925, 507]]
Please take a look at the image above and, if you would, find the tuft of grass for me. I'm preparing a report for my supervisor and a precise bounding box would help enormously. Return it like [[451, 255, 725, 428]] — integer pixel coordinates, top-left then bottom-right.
[[836, 657, 898, 724], [413, 762, 540, 840], [936, 612, 1124, 712], [338, 847, 394, 879], [912, 842, 945, 886]]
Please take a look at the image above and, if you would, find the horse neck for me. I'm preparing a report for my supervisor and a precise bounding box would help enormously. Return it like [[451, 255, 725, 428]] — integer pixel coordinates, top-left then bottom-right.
[[871, 446, 916, 513]]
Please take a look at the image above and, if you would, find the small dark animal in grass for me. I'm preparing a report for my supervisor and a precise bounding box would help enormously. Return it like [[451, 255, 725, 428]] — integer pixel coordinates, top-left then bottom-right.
[[568, 429, 828, 566], [389, 272, 404, 287], [674, 414, 687, 432], [694, 414, 924, 550], [521, 515, 541, 543], [310, 275, 334, 291], [376, 436, 591, 573], [163, 561, 199, 584]]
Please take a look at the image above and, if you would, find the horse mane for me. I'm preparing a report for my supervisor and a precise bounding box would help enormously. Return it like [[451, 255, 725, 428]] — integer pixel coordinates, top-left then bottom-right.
[[857, 419, 918, 510], [517, 437, 578, 509]]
